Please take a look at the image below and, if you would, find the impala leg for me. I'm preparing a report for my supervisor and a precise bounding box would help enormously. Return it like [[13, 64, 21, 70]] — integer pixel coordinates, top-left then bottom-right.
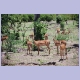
[[60, 50, 62, 59], [57, 46, 59, 55], [47, 46, 50, 55], [29, 46, 30, 54], [38, 46, 39, 55], [65, 48, 68, 59], [31, 45, 32, 55], [63, 50, 64, 60]]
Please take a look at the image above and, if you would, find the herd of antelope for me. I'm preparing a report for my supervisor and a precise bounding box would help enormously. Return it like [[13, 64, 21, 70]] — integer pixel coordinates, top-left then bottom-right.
[[26, 27, 71, 60], [1, 27, 71, 60]]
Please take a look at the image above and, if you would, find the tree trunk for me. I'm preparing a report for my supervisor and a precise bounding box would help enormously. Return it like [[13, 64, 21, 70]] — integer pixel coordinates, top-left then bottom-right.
[[34, 14, 40, 40], [33, 14, 40, 50]]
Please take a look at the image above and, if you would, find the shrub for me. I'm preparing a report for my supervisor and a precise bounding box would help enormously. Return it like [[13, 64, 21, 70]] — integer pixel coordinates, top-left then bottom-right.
[[56, 34, 69, 41], [15, 32, 19, 40], [40, 14, 46, 21], [60, 21, 65, 31], [53, 14, 56, 21], [34, 20, 47, 40], [6, 39, 14, 52], [45, 14, 53, 22], [28, 14, 34, 22], [40, 14, 53, 21], [22, 14, 29, 22], [23, 40, 27, 46], [10, 33, 16, 40], [6, 33, 16, 52], [56, 15, 63, 24]]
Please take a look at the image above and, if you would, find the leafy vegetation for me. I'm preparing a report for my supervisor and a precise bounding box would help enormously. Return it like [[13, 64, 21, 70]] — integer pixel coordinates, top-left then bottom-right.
[[1, 14, 79, 53], [60, 21, 65, 31], [34, 20, 47, 40], [56, 34, 69, 41]]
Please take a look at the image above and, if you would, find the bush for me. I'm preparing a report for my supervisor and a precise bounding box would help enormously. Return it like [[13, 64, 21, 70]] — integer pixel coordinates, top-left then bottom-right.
[[40, 14, 46, 21], [5, 33, 16, 52], [56, 15, 63, 24], [45, 14, 53, 22], [15, 32, 19, 40], [22, 15, 29, 22], [28, 14, 34, 22], [56, 34, 69, 41], [74, 14, 79, 21], [10, 33, 16, 40], [53, 14, 56, 21], [1, 26, 10, 34], [34, 20, 47, 40], [23, 40, 27, 46], [6, 39, 14, 52], [60, 21, 65, 31], [40, 14, 53, 21]]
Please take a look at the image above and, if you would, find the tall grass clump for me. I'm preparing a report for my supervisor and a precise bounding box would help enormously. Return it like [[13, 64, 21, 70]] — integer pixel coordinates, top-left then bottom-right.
[[56, 34, 69, 41], [60, 21, 65, 31]]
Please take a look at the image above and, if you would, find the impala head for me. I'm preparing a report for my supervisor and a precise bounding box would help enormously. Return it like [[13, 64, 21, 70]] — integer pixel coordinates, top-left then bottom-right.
[[61, 40, 66, 45], [44, 33, 48, 40], [29, 32, 34, 40], [5, 36, 8, 39], [57, 27, 60, 32]]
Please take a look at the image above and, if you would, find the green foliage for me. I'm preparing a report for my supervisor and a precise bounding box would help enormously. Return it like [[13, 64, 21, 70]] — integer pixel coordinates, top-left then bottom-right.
[[10, 31, 19, 40], [28, 14, 34, 22], [40, 14, 46, 21], [60, 21, 65, 31], [1, 25, 10, 34], [40, 14, 54, 21], [1, 14, 79, 25], [21, 23, 27, 46], [56, 34, 69, 41], [34, 20, 47, 40], [6, 39, 14, 52], [53, 14, 56, 21], [15, 32, 19, 40], [74, 14, 79, 21], [56, 15, 63, 24], [10, 33, 16, 40], [45, 14, 53, 22], [23, 40, 27, 46], [22, 14, 29, 22], [6, 33, 16, 52], [1, 14, 8, 26]]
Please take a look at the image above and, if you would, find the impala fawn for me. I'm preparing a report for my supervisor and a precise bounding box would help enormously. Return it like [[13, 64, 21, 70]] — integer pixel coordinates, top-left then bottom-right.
[[44, 33, 48, 40], [60, 40, 67, 60], [26, 37, 33, 55]]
